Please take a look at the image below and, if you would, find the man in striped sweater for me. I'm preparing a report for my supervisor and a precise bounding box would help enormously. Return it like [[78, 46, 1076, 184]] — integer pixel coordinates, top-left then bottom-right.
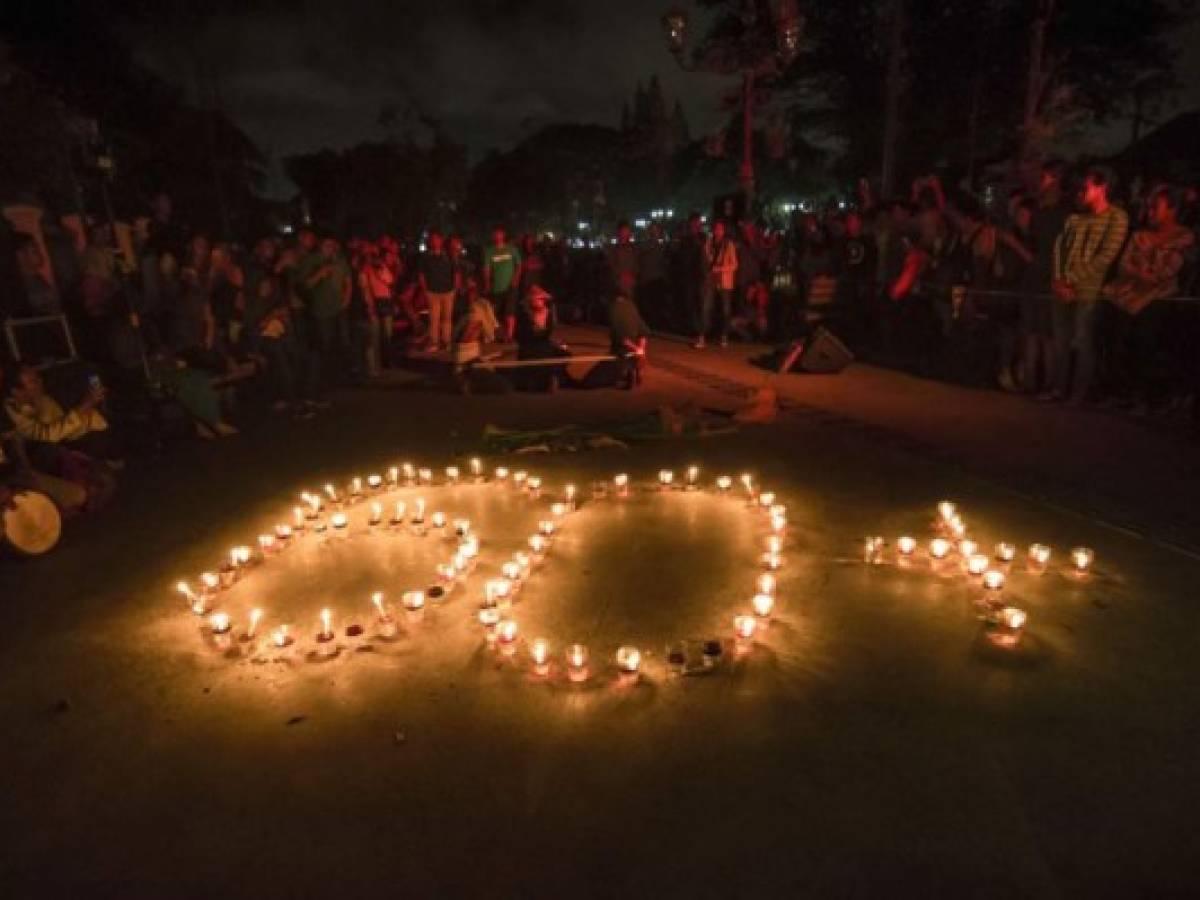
[[1048, 166, 1129, 404]]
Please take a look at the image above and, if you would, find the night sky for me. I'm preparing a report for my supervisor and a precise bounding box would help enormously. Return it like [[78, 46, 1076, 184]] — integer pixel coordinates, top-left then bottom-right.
[[119, 0, 1200, 194], [125, 0, 728, 192]]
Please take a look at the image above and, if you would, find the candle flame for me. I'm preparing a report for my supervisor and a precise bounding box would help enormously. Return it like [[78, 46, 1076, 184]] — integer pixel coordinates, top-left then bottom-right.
[[273, 624, 289, 647], [248, 608, 263, 637], [372, 592, 386, 616], [531, 639, 549, 666], [320, 608, 332, 636]]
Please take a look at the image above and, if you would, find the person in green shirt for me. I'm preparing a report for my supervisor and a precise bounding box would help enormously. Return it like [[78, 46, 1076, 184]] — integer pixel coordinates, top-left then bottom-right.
[[303, 237, 352, 385], [482, 226, 522, 342]]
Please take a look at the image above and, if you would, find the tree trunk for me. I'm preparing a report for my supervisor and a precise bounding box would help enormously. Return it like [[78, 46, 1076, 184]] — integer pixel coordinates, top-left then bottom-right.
[[1017, 0, 1055, 189], [880, 0, 905, 198]]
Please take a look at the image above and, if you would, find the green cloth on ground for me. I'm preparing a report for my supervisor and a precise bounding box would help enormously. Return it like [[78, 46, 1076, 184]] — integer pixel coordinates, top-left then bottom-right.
[[482, 405, 737, 454]]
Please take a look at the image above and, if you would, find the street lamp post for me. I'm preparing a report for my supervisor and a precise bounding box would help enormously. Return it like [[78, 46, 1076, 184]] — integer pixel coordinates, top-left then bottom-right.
[[662, 1, 803, 206]]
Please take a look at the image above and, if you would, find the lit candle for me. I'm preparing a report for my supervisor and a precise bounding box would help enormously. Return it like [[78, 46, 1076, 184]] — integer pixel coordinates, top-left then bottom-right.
[[740, 473, 754, 496], [495, 466, 509, 482], [995, 542, 1016, 562], [436, 563, 457, 585], [967, 553, 990, 576], [616, 646, 642, 676], [959, 539, 978, 558], [767, 535, 784, 554], [331, 512, 348, 533], [930, 538, 951, 560], [551, 502, 567, 518], [757, 573, 776, 595], [388, 466, 400, 485], [686, 466, 700, 488], [431, 511, 446, 529], [990, 606, 1027, 647], [502, 561, 521, 583], [351, 476, 363, 496], [391, 501, 407, 525], [369, 502, 383, 526], [272, 623, 291, 648], [201, 571, 220, 594], [367, 474, 382, 491], [658, 469, 675, 488], [453, 553, 470, 576], [770, 514, 787, 534], [247, 607, 263, 638], [258, 533, 277, 555], [735, 614, 757, 640], [513, 470, 527, 487], [759, 491, 776, 508], [497, 619, 518, 645], [446, 466, 460, 484], [176, 580, 196, 606], [275, 524, 293, 542], [614, 473, 629, 497], [564, 483, 577, 507], [402, 462, 415, 482], [1070, 547, 1094, 573], [454, 518, 471, 537], [418, 468, 433, 485], [470, 458, 483, 479], [863, 536, 884, 563], [948, 516, 967, 539], [761, 552, 783, 571], [403, 590, 426, 611], [312, 517, 327, 534], [1028, 543, 1051, 569], [413, 499, 426, 523], [770, 504, 787, 519], [938, 501, 957, 522], [513, 552, 531, 577], [897, 536, 917, 556], [539, 520, 556, 537], [983, 570, 1006, 593], [752, 593, 775, 618], [567, 644, 589, 682], [529, 535, 548, 557], [478, 607, 501, 628], [325, 483, 338, 503], [318, 608, 334, 640], [293, 506, 306, 529], [527, 475, 542, 497], [716, 475, 732, 493], [219, 562, 237, 589], [531, 639, 550, 675], [459, 535, 480, 558]]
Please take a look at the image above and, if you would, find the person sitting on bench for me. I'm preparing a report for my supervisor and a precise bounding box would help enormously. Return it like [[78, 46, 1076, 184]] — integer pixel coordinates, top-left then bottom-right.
[[451, 277, 499, 365], [515, 286, 571, 392]]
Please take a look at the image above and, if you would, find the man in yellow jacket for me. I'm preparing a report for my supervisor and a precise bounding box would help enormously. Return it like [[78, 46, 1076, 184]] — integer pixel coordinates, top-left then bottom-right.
[[3, 364, 122, 472]]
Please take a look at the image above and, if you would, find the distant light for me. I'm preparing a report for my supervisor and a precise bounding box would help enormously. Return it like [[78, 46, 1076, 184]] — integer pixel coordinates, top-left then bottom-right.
[[666, 208, 675, 218], [281, 225, 294, 234], [578, 221, 590, 230], [419, 242, 427, 252], [634, 218, 649, 228]]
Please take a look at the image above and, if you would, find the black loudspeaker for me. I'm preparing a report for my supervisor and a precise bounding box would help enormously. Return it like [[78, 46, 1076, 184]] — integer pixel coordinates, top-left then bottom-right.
[[778, 326, 854, 374]]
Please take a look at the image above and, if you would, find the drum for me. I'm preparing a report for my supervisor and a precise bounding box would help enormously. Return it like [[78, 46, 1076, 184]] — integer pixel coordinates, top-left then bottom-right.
[[1, 490, 62, 556]]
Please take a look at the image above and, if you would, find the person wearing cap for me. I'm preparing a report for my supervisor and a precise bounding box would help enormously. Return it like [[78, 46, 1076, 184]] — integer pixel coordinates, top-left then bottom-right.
[[515, 284, 571, 391]]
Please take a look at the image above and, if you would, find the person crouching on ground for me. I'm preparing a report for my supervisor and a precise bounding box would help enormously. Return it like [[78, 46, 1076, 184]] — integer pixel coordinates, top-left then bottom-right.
[[609, 293, 649, 389]]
